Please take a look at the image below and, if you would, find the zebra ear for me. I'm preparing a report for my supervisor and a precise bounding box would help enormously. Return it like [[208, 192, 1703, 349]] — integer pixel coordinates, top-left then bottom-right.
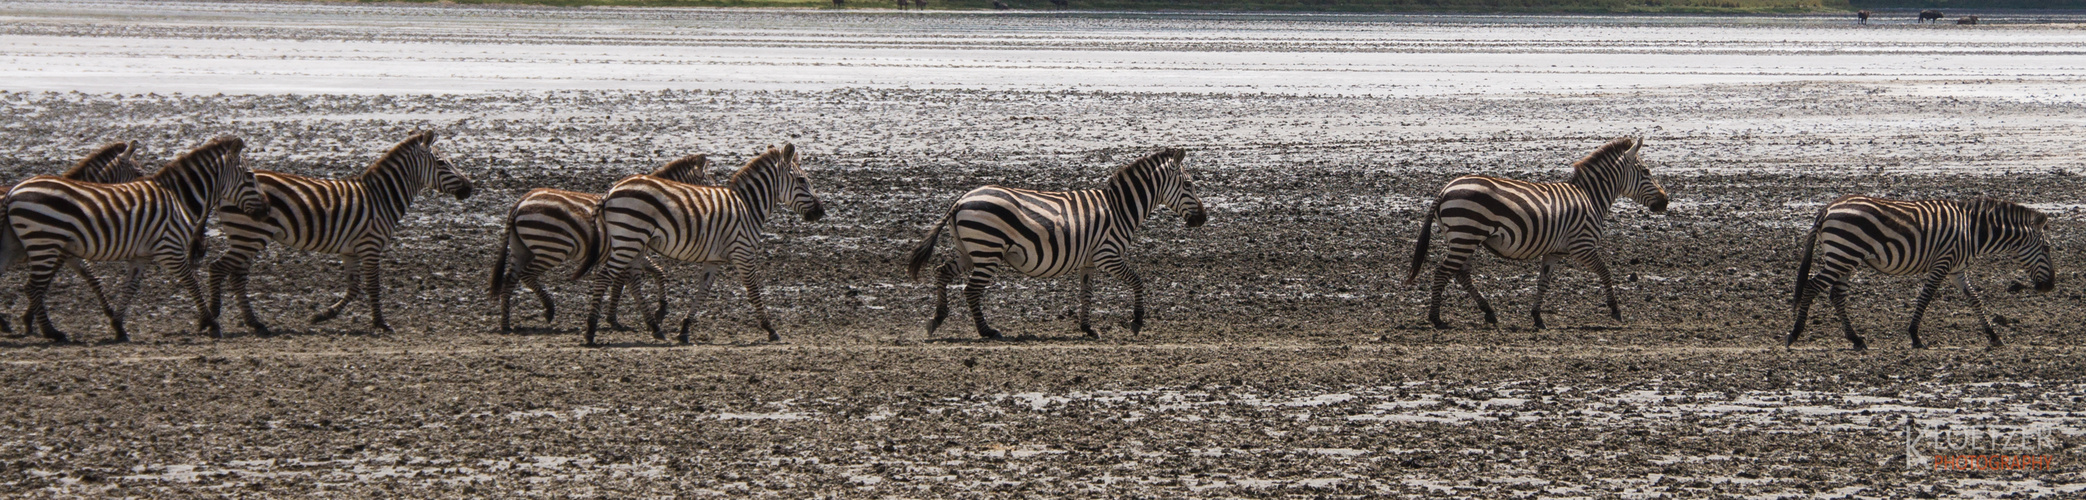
[[415, 130, 438, 146], [782, 143, 796, 159]]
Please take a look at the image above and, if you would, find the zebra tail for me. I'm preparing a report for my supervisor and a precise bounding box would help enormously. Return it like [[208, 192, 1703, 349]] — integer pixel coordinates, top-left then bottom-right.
[[570, 201, 611, 282], [1792, 205, 1829, 304], [489, 215, 519, 301], [1403, 201, 1440, 286], [906, 209, 953, 280], [0, 197, 19, 276]]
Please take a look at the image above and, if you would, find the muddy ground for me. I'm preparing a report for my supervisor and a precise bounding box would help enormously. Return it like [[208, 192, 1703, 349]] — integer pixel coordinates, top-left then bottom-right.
[[1, 2, 2084, 497]]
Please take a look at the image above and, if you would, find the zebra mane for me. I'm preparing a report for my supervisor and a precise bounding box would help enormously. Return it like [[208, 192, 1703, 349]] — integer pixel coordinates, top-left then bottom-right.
[[1964, 197, 2048, 226], [353, 130, 436, 181], [726, 145, 794, 187], [652, 154, 713, 185], [150, 136, 243, 181], [1568, 137, 1638, 178], [1108, 148, 1186, 182], [64, 141, 140, 182]]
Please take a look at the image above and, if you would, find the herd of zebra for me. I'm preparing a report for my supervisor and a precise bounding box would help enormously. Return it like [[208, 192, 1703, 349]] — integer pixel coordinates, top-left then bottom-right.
[[0, 133, 2056, 350]]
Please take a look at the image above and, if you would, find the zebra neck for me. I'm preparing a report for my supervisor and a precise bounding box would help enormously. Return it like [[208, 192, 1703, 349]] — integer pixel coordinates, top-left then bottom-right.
[[153, 170, 216, 220], [1103, 182, 1157, 232], [730, 179, 778, 228], [358, 166, 426, 215], [1567, 176, 1625, 215]]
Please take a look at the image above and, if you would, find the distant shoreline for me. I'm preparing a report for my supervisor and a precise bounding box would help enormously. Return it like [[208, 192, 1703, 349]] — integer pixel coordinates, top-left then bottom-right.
[[280, 1, 2086, 15]]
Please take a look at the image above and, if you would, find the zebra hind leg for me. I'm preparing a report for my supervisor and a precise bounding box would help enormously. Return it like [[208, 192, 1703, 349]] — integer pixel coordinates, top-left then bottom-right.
[[606, 269, 630, 331], [22, 258, 66, 343], [925, 261, 957, 338], [1788, 275, 1827, 347], [1828, 283, 1864, 350], [963, 266, 1002, 339], [310, 261, 363, 325], [526, 277, 555, 324], [1954, 274, 2002, 349], [208, 235, 271, 334], [66, 259, 125, 343], [1903, 267, 1952, 350], [1456, 270, 1498, 327]]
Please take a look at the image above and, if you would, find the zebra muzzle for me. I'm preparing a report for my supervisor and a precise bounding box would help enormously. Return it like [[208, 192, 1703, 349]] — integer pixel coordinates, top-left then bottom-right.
[[1184, 210, 1208, 228], [802, 203, 826, 222]]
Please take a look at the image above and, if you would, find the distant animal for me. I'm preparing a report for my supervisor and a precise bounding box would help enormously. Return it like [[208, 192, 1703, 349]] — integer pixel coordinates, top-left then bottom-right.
[[1050, 0, 1068, 8], [208, 131, 474, 336], [993, 0, 1008, 8], [1406, 137, 1668, 330], [908, 148, 1207, 340], [832, 0, 844, 7], [1919, 10, 1943, 23], [0, 141, 151, 335], [1957, 15, 1978, 25], [1857, 10, 1869, 24], [0, 136, 268, 343], [572, 144, 825, 345], [896, 0, 909, 9], [490, 155, 716, 334], [1788, 196, 2053, 350]]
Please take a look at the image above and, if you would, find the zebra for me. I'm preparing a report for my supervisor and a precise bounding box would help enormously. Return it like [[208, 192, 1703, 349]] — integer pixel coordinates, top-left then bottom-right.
[[0, 136, 268, 343], [905, 148, 1208, 340], [1404, 137, 1669, 330], [0, 141, 151, 334], [571, 144, 825, 345], [1788, 196, 2054, 350], [489, 154, 716, 334], [207, 130, 473, 335]]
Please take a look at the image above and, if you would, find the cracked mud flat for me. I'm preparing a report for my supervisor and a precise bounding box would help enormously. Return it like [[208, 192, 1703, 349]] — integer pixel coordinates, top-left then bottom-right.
[[1, 1, 2085, 497]]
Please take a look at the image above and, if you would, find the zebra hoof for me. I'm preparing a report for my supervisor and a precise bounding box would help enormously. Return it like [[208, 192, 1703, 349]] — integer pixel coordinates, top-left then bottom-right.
[[310, 311, 340, 324], [677, 331, 691, 345], [978, 327, 1003, 340], [1429, 320, 1451, 330], [766, 331, 781, 343], [1079, 324, 1098, 338], [608, 321, 630, 332]]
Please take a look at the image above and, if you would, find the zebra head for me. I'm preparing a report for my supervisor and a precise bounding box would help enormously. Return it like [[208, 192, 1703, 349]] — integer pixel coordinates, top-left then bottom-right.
[[415, 131, 475, 200], [1161, 148, 1208, 227], [777, 144, 825, 222], [1596, 137, 1668, 213], [1976, 198, 2056, 293], [206, 137, 269, 219], [652, 154, 714, 186], [735, 144, 825, 223]]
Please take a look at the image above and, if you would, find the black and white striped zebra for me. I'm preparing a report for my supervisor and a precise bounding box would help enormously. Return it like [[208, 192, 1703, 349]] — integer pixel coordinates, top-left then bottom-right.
[[0, 136, 268, 342], [0, 141, 152, 334], [1789, 196, 2054, 350], [489, 154, 715, 333], [905, 148, 1208, 340], [1404, 137, 1669, 330], [570, 144, 825, 345], [207, 131, 474, 335]]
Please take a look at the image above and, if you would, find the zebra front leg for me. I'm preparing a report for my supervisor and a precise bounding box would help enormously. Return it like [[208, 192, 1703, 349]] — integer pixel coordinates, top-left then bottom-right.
[[113, 262, 146, 327], [925, 261, 957, 338], [1098, 262, 1146, 334], [359, 254, 391, 334], [1530, 256, 1558, 330], [157, 252, 220, 339], [1904, 267, 1952, 350], [733, 261, 780, 343], [963, 266, 1002, 339], [65, 259, 126, 342], [677, 264, 716, 344], [1954, 274, 2002, 349], [1077, 270, 1096, 338], [310, 261, 363, 325], [1571, 251, 1623, 322], [208, 235, 271, 333]]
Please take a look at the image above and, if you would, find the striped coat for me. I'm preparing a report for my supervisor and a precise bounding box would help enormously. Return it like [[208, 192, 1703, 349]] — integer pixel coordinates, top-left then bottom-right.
[[0, 136, 268, 342], [1405, 137, 1669, 330], [0, 142, 150, 334], [906, 148, 1207, 339], [489, 154, 715, 333], [208, 131, 473, 335], [571, 144, 825, 345], [1789, 196, 2054, 350]]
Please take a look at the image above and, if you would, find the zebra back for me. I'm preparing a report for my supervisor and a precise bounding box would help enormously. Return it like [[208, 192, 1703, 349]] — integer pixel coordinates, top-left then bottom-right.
[[651, 154, 713, 185], [61, 141, 146, 184]]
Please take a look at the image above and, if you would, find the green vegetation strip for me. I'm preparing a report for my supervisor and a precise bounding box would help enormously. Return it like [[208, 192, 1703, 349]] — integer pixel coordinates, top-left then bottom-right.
[[325, 0, 1859, 14]]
